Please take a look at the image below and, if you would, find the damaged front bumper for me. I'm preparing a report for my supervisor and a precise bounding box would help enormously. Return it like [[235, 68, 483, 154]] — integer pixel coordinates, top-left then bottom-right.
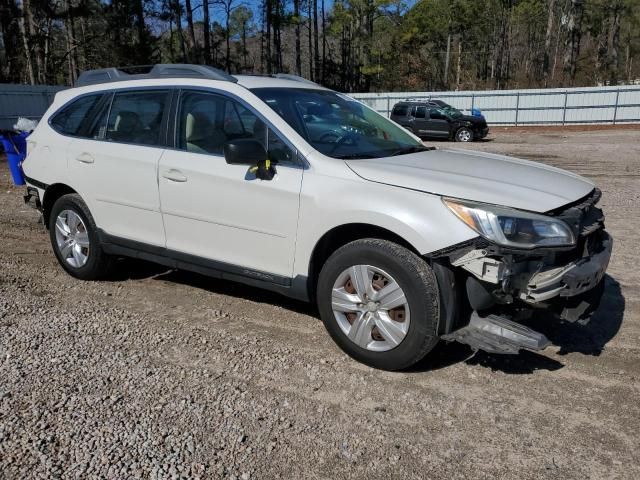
[[450, 230, 611, 318], [513, 231, 612, 304], [437, 190, 612, 354]]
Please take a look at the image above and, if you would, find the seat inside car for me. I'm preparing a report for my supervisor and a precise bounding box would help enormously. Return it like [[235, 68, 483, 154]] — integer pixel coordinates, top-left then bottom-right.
[[111, 111, 143, 142], [185, 112, 227, 154], [252, 117, 267, 145]]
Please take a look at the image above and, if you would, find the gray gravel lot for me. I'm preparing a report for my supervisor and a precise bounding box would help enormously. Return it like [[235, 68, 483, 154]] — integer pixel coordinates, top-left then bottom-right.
[[1, 127, 639, 479]]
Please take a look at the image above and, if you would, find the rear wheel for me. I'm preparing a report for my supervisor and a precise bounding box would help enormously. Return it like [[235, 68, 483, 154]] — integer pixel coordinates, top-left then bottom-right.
[[317, 239, 440, 370], [49, 194, 112, 280]]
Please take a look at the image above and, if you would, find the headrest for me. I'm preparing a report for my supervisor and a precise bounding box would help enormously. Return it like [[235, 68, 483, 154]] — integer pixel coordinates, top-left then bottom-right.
[[252, 118, 267, 139], [186, 112, 213, 142], [114, 111, 141, 131]]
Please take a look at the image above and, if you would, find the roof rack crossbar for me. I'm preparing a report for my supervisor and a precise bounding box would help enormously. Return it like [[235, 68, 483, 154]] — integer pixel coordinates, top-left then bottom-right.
[[75, 64, 238, 87]]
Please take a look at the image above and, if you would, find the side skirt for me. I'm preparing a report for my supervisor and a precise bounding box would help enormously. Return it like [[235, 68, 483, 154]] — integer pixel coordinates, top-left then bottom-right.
[[97, 229, 310, 302]]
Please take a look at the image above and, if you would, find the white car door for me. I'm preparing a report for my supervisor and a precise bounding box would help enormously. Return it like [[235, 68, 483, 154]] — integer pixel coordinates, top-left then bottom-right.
[[67, 89, 170, 246], [158, 90, 303, 280]]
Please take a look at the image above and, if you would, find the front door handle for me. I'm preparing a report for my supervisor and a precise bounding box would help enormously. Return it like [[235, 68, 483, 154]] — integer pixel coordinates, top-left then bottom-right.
[[162, 169, 188, 182], [75, 153, 94, 164]]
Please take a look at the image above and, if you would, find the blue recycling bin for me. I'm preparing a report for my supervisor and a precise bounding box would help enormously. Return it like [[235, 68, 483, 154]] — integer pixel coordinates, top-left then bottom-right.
[[0, 131, 28, 186]]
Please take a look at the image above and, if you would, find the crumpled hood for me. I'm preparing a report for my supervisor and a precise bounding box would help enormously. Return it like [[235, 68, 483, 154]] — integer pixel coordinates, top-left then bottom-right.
[[458, 114, 485, 125], [346, 149, 595, 212]]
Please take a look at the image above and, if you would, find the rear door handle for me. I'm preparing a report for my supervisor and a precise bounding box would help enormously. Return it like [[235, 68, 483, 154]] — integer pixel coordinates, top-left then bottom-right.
[[75, 153, 94, 164], [162, 169, 188, 182]]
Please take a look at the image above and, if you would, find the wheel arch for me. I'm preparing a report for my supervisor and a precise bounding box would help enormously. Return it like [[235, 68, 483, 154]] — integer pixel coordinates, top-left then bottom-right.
[[306, 222, 422, 300], [42, 183, 78, 229]]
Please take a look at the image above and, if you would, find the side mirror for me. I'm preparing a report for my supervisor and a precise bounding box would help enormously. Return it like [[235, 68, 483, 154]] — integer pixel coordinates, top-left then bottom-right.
[[223, 138, 275, 180], [224, 138, 267, 165]]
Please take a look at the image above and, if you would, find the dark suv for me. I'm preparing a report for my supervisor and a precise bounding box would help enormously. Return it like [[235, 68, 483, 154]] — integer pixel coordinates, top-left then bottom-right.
[[390, 100, 489, 142]]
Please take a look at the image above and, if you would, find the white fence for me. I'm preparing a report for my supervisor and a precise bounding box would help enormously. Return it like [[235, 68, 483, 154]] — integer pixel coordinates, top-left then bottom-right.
[[351, 85, 640, 126], [2, 83, 640, 129]]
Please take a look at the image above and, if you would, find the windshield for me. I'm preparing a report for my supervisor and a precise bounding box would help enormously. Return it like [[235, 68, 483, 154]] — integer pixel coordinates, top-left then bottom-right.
[[252, 88, 427, 159], [444, 107, 463, 118], [432, 100, 463, 118]]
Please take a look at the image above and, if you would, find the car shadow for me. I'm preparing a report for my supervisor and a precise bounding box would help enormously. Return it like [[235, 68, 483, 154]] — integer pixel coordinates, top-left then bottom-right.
[[410, 274, 625, 375], [107, 260, 625, 375], [107, 257, 316, 317], [527, 274, 625, 357]]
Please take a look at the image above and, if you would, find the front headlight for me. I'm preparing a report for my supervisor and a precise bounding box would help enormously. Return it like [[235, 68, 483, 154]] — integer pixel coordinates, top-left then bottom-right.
[[443, 198, 575, 249]]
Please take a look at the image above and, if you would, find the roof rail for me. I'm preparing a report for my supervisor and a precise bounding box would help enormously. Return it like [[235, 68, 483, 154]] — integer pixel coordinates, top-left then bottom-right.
[[273, 73, 320, 86], [404, 96, 433, 102], [75, 64, 238, 87]]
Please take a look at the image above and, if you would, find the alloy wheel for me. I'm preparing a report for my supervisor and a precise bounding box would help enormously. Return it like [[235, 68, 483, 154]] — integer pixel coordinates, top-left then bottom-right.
[[54, 210, 90, 268], [457, 128, 472, 142]]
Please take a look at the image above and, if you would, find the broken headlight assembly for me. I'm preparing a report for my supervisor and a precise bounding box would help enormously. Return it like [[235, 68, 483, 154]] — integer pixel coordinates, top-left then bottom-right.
[[443, 198, 575, 249]]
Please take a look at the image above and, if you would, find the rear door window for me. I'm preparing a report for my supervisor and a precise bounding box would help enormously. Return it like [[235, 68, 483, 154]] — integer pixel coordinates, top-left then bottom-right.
[[414, 106, 427, 119], [105, 90, 169, 146], [50, 94, 103, 136]]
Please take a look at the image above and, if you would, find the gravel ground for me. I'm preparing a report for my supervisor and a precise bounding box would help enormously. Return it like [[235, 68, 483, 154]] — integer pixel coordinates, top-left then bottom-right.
[[1, 127, 639, 479]]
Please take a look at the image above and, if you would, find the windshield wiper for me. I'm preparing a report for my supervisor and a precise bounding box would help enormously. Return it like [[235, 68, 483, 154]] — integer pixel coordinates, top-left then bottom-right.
[[388, 145, 435, 157], [333, 153, 379, 159]]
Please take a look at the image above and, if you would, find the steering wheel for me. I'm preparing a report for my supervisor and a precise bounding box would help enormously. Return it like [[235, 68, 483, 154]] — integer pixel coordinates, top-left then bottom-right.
[[327, 132, 357, 154]]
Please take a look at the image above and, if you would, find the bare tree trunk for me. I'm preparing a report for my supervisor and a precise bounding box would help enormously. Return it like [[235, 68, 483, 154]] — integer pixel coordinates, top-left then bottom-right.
[[456, 38, 462, 89], [225, 4, 231, 72], [625, 42, 631, 83], [551, 1, 564, 81], [313, 0, 319, 81], [203, 0, 212, 63], [307, 0, 313, 80], [607, 2, 622, 85], [274, 0, 282, 71], [69, 9, 81, 78], [265, 0, 272, 74], [24, 0, 44, 82], [168, 12, 175, 62], [444, 31, 451, 87], [260, 2, 265, 71], [185, 0, 197, 60], [241, 22, 247, 70], [321, 0, 326, 83], [43, 18, 51, 81], [563, 0, 584, 83], [174, 0, 187, 62], [79, 17, 88, 72], [16, 0, 35, 84], [294, 0, 301, 76], [543, 0, 556, 85]]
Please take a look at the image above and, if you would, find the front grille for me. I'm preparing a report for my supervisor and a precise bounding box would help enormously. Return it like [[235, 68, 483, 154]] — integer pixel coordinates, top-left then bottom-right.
[[549, 188, 606, 264], [548, 188, 605, 238]]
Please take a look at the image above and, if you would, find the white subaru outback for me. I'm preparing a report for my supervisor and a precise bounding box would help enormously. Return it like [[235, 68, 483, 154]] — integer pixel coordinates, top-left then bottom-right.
[[22, 64, 612, 370]]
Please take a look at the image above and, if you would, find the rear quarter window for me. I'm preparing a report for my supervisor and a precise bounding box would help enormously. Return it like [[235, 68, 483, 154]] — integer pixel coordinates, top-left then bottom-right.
[[391, 105, 409, 116], [50, 94, 103, 136]]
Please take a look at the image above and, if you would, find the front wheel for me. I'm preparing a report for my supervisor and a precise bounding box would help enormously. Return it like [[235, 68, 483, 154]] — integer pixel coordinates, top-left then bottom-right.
[[317, 239, 440, 370], [455, 127, 473, 142]]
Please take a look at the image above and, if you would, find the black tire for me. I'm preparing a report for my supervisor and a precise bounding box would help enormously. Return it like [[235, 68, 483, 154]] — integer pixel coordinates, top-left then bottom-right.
[[455, 126, 473, 142], [49, 193, 112, 280], [317, 239, 440, 370]]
